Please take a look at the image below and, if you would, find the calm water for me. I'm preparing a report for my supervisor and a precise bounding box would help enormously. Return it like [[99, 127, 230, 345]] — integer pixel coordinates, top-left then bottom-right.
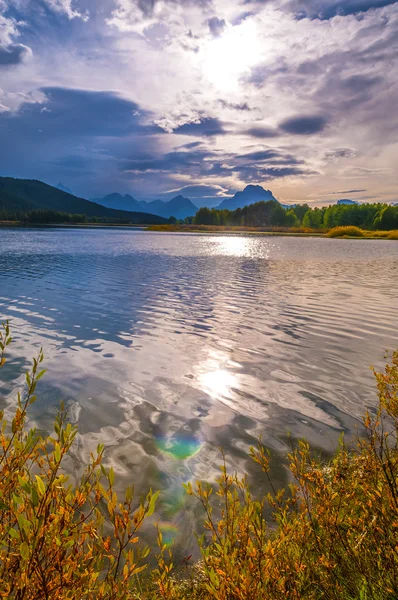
[[1, 228, 397, 550]]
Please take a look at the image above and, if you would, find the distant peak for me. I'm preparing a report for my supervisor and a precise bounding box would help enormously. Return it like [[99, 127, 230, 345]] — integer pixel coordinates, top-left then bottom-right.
[[56, 182, 73, 195], [243, 184, 269, 192]]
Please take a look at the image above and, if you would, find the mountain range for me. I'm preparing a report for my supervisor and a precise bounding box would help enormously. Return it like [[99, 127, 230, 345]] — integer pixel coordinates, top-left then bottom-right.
[[93, 185, 279, 219], [92, 193, 198, 220], [0, 178, 168, 224]]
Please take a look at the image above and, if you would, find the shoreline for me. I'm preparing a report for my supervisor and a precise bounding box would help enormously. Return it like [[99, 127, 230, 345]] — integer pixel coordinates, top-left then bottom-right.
[[1, 221, 397, 239]]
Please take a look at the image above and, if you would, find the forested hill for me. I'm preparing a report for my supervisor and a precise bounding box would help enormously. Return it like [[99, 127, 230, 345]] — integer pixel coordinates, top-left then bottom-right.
[[194, 199, 398, 230], [0, 178, 168, 224]]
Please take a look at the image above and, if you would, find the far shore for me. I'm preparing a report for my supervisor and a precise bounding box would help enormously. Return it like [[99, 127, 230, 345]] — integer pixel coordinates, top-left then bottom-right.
[[1, 221, 397, 239]]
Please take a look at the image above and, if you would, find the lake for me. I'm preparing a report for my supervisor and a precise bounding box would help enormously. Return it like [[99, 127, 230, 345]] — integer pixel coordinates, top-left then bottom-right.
[[1, 227, 397, 551]]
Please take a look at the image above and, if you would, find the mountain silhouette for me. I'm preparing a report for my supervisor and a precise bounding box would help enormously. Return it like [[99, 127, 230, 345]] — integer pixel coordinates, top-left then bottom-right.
[[216, 185, 277, 211], [94, 193, 198, 219], [0, 177, 168, 224]]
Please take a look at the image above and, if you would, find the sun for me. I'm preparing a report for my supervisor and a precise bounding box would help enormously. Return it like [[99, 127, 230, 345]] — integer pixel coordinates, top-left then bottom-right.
[[198, 20, 262, 92]]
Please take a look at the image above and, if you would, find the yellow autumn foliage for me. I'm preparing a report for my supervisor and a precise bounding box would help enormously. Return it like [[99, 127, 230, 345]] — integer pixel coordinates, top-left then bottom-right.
[[1, 321, 397, 599]]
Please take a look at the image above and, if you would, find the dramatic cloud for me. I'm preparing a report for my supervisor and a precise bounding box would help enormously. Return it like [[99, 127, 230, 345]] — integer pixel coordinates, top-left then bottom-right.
[[0, 12, 32, 67], [172, 117, 226, 136], [245, 126, 278, 138], [0, 42, 31, 65], [279, 115, 329, 135], [0, 0, 396, 204]]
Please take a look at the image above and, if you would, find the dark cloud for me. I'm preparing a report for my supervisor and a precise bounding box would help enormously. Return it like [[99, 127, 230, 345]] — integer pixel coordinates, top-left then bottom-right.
[[292, 0, 397, 20], [0, 86, 160, 192], [208, 16, 226, 37], [0, 87, 158, 140], [121, 144, 313, 183], [0, 43, 31, 66], [172, 117, 226, 136], [330, 189, 367, 194], [177, 141, 204, 149], [130, 0, 212, 19], [243, 63, 288, 88], [233, 165, 317, 181], [236, 149, 301, 164], [341, 74, 381, 94], [279, 114, 328, 135], [324, 148, 357, 160], [245, 126, 278, 138], [218, 100, 252, 111]]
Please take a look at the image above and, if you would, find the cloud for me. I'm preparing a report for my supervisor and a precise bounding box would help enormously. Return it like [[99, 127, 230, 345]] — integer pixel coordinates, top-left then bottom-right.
[[208, 16, 226, 37], [121, 143, 314, 185], [324, 148, 357, 160], [290, 0, 397, 20], [218, 100, 252, 111], [330, 189, 367, 194], [0, 86, 161, 192], [0, 0, 397, 203], [0, 42, 31, 65], [340, 166, 392, 177], [14, 87, 153, 138], [172, 117, 226, 136], [279, 114, 328, 135], [0, 12, 33, 67], [42, 0, 88, 20], [245, 126, 278, 138]]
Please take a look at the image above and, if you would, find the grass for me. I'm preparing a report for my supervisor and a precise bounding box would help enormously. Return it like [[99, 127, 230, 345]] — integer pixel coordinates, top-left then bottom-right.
[[327, 226, 365, 238], [1, 320, 398, 598], [147, 224, 324, 235], [147, 224, 398, 240], [2, 220, 398, 239]]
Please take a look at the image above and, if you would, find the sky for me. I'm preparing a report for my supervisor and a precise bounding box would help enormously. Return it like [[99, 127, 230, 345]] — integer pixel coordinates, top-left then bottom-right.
[[0, 0, 397, 206]]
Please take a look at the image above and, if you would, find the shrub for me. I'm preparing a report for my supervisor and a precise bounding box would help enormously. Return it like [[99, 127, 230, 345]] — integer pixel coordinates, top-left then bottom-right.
[[1, 321, 398, 599], [0, 322, 159, 599], [179, 350, 398, 600], [327, 226, 365, 238], [387, 230, 398, 240]]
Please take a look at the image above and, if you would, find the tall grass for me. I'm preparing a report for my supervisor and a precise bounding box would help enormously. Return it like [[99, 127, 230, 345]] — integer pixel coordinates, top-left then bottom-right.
[[1, 321, 397, 598], [327, 226, 365, 238]]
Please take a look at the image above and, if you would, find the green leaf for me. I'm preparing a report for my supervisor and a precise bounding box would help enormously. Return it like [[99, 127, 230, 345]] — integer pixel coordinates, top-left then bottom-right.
[[8, 528, 19, 540], [20, 542, 29, 560], [54, 443, 61, 463], [35, 475, 46, 496], [31, 487, 39, 507], [17, 515, 31, 533], [108, 466, 115, 486], [147, 490, 160, 518], [36, 369, 47, 381], [126, 486, 134, 502]]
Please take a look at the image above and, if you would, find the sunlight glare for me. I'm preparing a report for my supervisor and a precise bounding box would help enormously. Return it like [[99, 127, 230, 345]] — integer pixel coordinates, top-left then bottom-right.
[[199, 21, 262, 91], [199, 369, 236, 400]]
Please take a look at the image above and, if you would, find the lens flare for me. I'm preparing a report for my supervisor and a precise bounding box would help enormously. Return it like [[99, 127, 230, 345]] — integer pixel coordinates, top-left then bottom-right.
[[158, 522, 179, 547], [155, 435, 202, 460]]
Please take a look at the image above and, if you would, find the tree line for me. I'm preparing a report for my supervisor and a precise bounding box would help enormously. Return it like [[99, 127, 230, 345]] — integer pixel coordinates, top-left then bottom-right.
[[192, 201, 398, 230], [0, 210, 135, 224]]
